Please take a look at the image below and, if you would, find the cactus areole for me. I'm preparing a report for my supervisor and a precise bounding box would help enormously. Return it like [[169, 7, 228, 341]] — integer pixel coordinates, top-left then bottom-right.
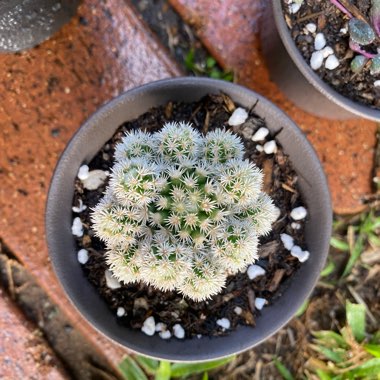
[[91, 122, 277, 301]]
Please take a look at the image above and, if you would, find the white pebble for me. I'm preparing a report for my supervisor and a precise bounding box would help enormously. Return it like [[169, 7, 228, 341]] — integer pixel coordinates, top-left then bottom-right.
[[159, 330, 172, 340], [116, 307, 126, 317], [72, 199, 87, 213], [310, 51, 324, 70], [273, 206, 281, 221], [291, 249, 310, 263], [280, 233, 294, 251], [314, 33, 326, 50], [375, 80, 380, 87], [197, 334, 202, 339], [228, 107, 249, 126], [256, 145, 264, 152], [325, 54, 340, 70], [104, 270, 121, 289], [251, 127, 269, 141], [155, 322, 166, 332], [290, 206, 307, 220], [216, 318, 231, 330], [247, 264, 266, 280], [321, 46, 334, 58], [340, 27, 347, 34], [141, 316, 156, 336], [71, 217, 83, 237], [77, 165, 89, 180], [82, 170, 108, 190], [291, 245, 302, 256], [255, 298, 266, 310], [234, 306, 243, 315], [306, 23, 316, 33], [77, 249, 88, 264], [263, 140, 277, 154], [289, 3, 302, 13], [291, 222, 301, 230], [173, 324, 185, 339]]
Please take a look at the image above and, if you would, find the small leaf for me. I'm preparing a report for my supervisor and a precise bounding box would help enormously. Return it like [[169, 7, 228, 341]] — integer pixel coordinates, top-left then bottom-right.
[[171, 356, 235, 378], [346, 301, 366, 342], [206, 57, 216, 69], [273, 358, 295, 380], [295, 299, 309, 317], [135, 356, 160, 375], [210, 69, 222, 79], [368, 232, 380, 246], [320, 260, 336, 277], [155, 361, 171, 380], [348, 18, 376, 45], [350, 55, 368, 73], [310, 344, 345, 363], [313, 331, 348, 348], [316, 369, 333, 380], [342, 235, 364, 277], [330, 237, 349, 251], [119, 356, 149, 380], [364, 343, 380, 357], [348, 358, 380, 377], [184, 49, 196, 71]]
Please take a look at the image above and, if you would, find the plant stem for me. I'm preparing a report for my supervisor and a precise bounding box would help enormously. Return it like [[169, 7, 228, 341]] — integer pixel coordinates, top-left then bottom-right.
[[329, 0, 353, 18], [330, 0, 369, 24], [336, 0, 369, 23]]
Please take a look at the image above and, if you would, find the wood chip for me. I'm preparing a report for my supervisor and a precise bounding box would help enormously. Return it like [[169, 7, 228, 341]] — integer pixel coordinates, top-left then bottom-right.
[[259, 241, 280, 259], [247, 288, 255, 313], [222, 93, 235, 113], [268, 269, 286, 292], [262, 159, 273, 193], [164, 101, 173, 119], [203, 110, 210, 134], [282, 183, 296, 193]]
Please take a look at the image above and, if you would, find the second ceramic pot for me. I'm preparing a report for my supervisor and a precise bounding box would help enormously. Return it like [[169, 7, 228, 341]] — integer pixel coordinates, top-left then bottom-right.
[[261, 0, 380, 121], [46, 77, 332, 362]]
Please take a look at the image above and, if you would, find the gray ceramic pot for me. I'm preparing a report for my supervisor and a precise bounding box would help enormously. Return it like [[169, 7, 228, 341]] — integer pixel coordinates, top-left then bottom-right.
[[261, 0, 380, 121], [46, 77, 332, 362], [0, 0, 79, 52]]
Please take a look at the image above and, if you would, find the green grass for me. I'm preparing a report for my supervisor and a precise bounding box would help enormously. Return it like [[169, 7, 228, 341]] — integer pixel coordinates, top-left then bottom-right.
[[119, 355, 235, 380], [184, 48, 234, 81]]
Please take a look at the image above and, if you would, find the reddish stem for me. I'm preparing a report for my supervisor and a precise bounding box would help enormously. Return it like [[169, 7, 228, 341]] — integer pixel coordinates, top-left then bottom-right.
[[329, 0, 353, 18], [349, 40, 378, 58]]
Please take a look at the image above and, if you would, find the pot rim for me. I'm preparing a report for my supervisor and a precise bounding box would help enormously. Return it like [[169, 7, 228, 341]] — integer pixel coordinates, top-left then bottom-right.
[[272, 0, 380, 122], [46, 77, 332, 362]]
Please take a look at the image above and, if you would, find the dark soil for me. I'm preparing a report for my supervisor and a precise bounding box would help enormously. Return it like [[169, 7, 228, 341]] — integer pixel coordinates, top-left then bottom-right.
[[283, 0, 380, 109], [72, 93, 306, 338]]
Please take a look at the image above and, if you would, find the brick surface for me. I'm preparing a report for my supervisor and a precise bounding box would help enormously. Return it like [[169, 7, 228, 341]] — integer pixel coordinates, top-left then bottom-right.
[[0, 289, 68, 379], [0, 0, 180, 369], [169, 0, 377, 214]]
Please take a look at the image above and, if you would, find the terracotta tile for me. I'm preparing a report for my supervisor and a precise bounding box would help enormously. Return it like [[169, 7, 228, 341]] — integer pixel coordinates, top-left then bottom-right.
[[0, 288, 68, 379], [0, 0, 181, 368], [169, 0, 377, 214]]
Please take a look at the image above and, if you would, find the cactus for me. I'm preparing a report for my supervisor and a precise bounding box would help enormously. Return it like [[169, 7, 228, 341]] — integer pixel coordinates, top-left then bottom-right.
[[329, 0, 380, 73], [91, 121, 277, 301]]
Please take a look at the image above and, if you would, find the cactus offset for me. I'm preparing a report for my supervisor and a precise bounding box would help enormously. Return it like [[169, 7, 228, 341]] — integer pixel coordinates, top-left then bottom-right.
[[92, 121, 277, 301]]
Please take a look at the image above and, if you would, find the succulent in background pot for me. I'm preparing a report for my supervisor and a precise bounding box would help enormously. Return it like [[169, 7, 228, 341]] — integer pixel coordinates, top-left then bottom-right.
[[0, 0, 79, 52], [46, 77, 332, 361], [261, 0, 380, 121]]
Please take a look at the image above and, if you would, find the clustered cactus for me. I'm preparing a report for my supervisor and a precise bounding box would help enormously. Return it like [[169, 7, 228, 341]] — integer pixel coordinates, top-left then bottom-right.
[[91, 122, 276, 301], [329, 0, 380, 74]]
